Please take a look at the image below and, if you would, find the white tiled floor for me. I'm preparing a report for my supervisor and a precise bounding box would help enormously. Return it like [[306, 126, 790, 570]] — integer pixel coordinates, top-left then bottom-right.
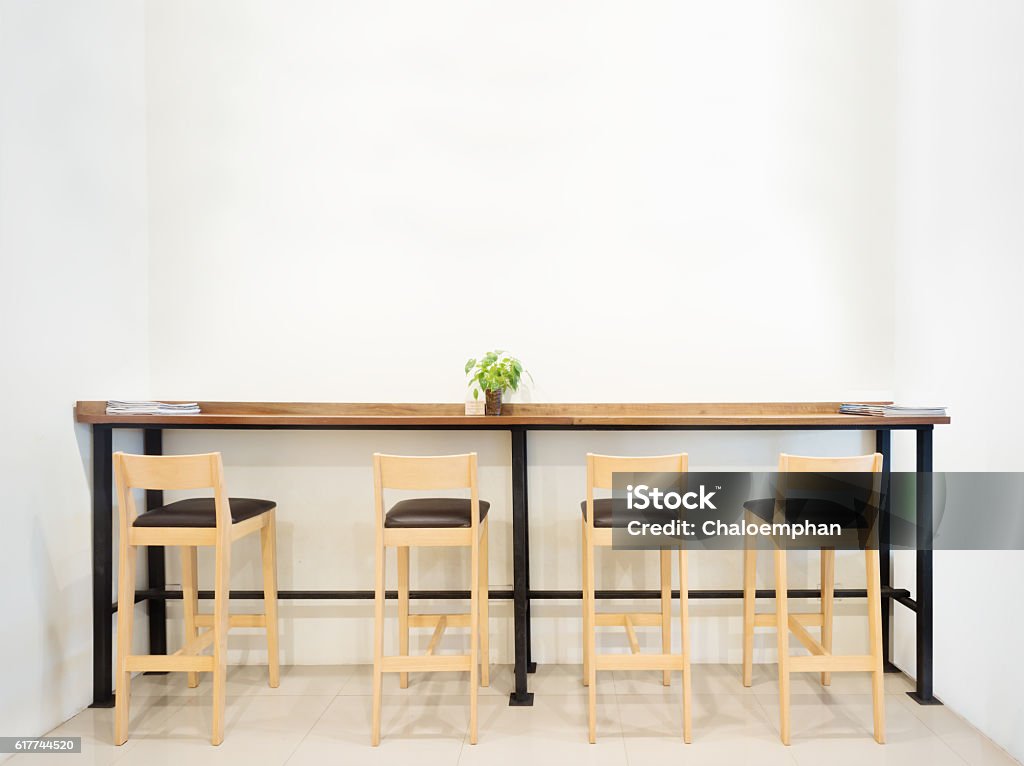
[[15, 664, 1019, 766]]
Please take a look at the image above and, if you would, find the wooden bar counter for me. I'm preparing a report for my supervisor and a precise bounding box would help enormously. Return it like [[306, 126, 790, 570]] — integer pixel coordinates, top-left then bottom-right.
[[76, 400, 949, 709]]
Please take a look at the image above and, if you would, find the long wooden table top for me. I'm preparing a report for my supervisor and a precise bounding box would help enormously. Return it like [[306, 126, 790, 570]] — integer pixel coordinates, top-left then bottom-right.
[[74, 401, 951, 427]]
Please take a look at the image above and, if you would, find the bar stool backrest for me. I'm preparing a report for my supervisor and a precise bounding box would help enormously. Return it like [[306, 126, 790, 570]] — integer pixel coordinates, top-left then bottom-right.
[[778, 453, 882, 474], [585, 453, 688, 531], [373, 452, 480, 530], [113, 452, 229, 530], [587, 453, 688, 490], [776, 452, 884, 525]]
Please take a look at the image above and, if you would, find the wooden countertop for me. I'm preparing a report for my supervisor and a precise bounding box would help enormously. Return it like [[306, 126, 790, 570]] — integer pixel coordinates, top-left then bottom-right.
[[74, 401, 951, 427]]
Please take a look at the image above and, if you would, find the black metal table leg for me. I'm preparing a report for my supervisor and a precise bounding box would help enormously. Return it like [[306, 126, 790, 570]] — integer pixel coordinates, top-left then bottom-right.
[[875, 429, 899, 673], [509, 427, 535, 706], [143, 429, 168, 672], [909, 426, 941, 704], [90, 425, 115, 708], [522, 429, 536, 675]]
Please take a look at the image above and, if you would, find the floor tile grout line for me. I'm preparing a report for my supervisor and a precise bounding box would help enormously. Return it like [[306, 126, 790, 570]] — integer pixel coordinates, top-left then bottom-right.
[[751, 686, 786, 749], [36, 708, 140, 766], [331, 667, 360, 696], [280, 694, 337, 766], [103, 698, 186, 766], [111, 692, 341, 757], [611, 691, 632, 766], [752, 683, 967, 765], [749, 692, 801, 766], [892, 694, 987, 766], [453, 718, 468, 766]]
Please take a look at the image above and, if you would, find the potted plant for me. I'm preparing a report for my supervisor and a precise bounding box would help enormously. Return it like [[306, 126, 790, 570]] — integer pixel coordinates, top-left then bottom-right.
[[465, 351, 530, 416]]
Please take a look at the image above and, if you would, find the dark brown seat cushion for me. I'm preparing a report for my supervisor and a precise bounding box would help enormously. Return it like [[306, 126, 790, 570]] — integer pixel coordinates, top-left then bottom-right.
[[581, 498, 682, 528], [384, 498, 490, 528], [133, 497, 275, 528], [580, 498, 621, 528]]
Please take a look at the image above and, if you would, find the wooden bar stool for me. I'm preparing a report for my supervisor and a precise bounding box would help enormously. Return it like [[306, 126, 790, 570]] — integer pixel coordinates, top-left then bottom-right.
[[581, 453, 691, 744], [371, 453, 489, 746], [741, 452, 885, 745], [112, 452, 280, 746]]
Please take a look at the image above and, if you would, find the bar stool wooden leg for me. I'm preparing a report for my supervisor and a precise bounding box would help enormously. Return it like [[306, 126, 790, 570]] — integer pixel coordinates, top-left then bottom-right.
[[113, 540, 137, 746], [211, 534, 231, 746], [468, 536, 479, 745], [469, 530, 480, 745], [742, 531, 757, 688], [371, 540, 385, 747], [660, 549, 672, 687], [479, 518, 490, 688], [585, 526, 597, 743], [866, 549, 886, 744], [397, 546, 410, 689], [774, 548, 791, 746], [581, 518, 590, 687], [181, 545, 200, 688], [820, 547, 835, 687], [679, 549, 692, 744], [261, 511, 280, 688]]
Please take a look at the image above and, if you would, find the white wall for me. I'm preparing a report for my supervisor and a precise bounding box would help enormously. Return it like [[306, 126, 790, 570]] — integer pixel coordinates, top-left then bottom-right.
[[893, 1, 1024, 760], [142, 0, 900, 675], [0, 0, 149, 747], [145, 0, 898, 403]]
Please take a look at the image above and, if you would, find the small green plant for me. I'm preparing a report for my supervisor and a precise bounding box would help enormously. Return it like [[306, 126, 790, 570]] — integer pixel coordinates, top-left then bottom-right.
[[465, 351, 529, 399]]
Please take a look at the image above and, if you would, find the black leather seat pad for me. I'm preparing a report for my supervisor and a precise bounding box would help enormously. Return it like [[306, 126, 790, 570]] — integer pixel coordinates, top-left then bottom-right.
[[581, 498, 619, 528], [384, 498, 490, 528], [580, 498, 676, 529], [133, 497, 275, 528]]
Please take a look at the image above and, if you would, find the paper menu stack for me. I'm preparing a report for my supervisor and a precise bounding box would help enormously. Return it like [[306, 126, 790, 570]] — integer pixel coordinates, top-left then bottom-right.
[[106, 400, 201, 415], [839, 403, 947, 417]]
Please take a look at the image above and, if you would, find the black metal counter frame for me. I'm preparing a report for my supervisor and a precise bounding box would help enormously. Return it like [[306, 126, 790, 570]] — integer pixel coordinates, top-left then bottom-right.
[[89, 422, 939, 709]]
